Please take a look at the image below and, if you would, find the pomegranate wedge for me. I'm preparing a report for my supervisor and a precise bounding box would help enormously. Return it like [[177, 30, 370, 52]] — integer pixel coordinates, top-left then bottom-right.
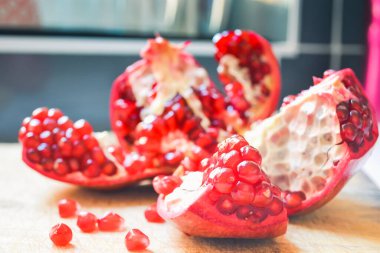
[[244, 68, 378, 215], [110, 37, 230, 173], [19, 108, 172, 188], [156, 135, 287, 238], [214, 30, 281, 131]]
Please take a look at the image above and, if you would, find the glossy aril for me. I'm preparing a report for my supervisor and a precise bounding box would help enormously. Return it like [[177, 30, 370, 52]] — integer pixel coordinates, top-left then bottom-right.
[[157, 135, 287, 238], [125, 229, 150, 251], [244, 68, 378, 215], [144, 203, 165, 223], [97, 212, 125, 232], [49, 223, 73, 246], [153, 175, 182, 195], [58, 199, 79, 218], [77, 211, 97, 233]]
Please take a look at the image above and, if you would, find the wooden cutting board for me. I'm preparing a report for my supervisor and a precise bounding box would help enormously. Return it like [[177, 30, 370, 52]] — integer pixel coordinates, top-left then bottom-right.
[[0, 144, 379, 253]]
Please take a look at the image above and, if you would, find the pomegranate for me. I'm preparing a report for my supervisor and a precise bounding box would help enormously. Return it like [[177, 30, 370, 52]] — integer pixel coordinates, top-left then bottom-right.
[[144, 203, 165, 223], [156, 135, 287, 238], [77, 211, 97, 233], [49, 223, 73, 246], [125, 229, 150, 251], [19, 108, 173, 188], [213, 30, 281, 131], [58, 198, 79, 218], [97, 211, 125, 232], [244, 68, 378, 215], [110, 36, 238, 173]]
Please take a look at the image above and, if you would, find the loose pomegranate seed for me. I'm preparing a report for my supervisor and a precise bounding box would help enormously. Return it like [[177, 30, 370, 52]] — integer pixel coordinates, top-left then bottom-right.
[[97, 212, 125, 232], [153, 175, 182, 195], [125, 229, 150, 251], [58, 199, 79, 218], [49, 223, 72, 246], [144, 203, 165, 223], [77, 211, 97, 232]]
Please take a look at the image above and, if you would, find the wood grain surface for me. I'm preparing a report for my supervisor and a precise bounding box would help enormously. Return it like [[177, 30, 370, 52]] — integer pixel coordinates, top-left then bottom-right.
[[0, 144, 379, 253]]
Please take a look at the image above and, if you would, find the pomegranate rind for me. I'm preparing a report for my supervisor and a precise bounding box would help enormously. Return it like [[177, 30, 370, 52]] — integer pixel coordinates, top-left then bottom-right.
[[245, 68, 378, 216], [157, 189, 287, 238]]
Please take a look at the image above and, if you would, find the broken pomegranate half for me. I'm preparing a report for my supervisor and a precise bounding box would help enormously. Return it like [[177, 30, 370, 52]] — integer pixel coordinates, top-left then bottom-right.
[[244, 68, 378, 215], [156, 135, 287, 238], [109, 37, 230, 173], [19, 107, 172, 188], [213, 30, 281, 131]]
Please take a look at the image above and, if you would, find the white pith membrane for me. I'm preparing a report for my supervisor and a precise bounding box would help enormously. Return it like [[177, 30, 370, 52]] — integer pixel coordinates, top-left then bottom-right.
[[160, 172, 211, 217], [218, 54, 272, 118], [128, 37, 213, 130], [244, 75, 355, 198]]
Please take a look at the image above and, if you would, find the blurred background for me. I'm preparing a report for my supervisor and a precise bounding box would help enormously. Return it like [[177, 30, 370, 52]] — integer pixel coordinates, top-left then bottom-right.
[[0, 0, 369, 142]]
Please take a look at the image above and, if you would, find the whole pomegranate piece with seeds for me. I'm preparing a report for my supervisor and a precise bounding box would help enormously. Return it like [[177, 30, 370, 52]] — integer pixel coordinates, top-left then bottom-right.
[[156, 135, 287, 238], [110, 37, 227, 172], [19, 108, 173, 188], [244, 68, 378, 215], [213, 29, 281, 131]]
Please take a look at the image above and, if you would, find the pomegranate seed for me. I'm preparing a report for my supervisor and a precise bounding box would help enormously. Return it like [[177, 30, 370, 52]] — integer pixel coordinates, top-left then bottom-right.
[[209, 167, 236, 193], [349, 110, 362, 128], [68, 158, 80, 172], [26, 148, 40, 163], [54, 158, 69, 175], [40, 130, 53, 144], [37, 143, 51, 158], [102, 162, 117, 176], [28, 119, 42, 133], [153, 175, 182, 195], [58, 137, 72, 157], [83, 159, 101, 178], [42, 158, 54, 171], [98, 212, 125, 232], [231, 181, 255, 204], [239, 146, 262, 164], [72, 141, 86, 157], [24, 132, 39, 148], [73, 119, 93, 136], [83, 135, 98, 149], [18, 126, 27, 140], [237, 161, 262, 185], [77, 211, 97, 232], [216, 195, 237, 215], [58, 199, 79, 218], [341, 123, 358, 142], [32, 107, 48, 120], [47, 108, 63, 120], [164, 151, 184, 166], [144, 203, 165, 223], [267, 196, 284, 215], [252, 183, 273, 207], [284, 191, 306, 208], [349, 99, 363, 113], [336, 102, 349, 122], [57, 116, 72, 130], [92, 147, 107, 164], [221, 150, 241, 169], [236, 205, 255, 220], [65, 128, 81, 141], [249, 207, 268, 223], [49, 223, 72, 246], [125, 229, 150, 251]]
